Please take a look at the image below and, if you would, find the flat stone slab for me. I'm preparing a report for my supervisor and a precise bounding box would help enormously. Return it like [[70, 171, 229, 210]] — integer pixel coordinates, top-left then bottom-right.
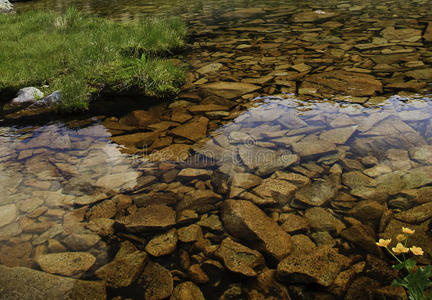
[[36, 252, 96, 277], [0, 265, 106, 299], [117, 204, 176, 232], [301, 71, 383, 97], [202, 82, 260, 99], [277, 246, 351, 287]]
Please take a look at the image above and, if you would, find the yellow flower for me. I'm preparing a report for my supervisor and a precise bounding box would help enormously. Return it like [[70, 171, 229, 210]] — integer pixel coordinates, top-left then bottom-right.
[[402, 227, 415, 235], [410, 246, 424, 256], [396, 234, 406, 242], [376, 239, 391, 248], [392, 243, 409, 255]]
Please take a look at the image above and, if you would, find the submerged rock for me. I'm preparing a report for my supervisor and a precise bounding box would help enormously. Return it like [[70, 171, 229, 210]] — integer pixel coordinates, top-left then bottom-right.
[[301, 71, 383, 97], [170, 281, 205, 300], [277, 246, 351, 287], [95, 249, 148, 288], [295, 177, 339, 207], [139, 261, 174, 300], [117, 204, 176, 232], [215, 237, 265, 276], [0, 264, 106, 299], [221, 200, 291, 261], [36, 252, 96, 277], [202, 82, 260, 99], [145, 228, 178, 257]]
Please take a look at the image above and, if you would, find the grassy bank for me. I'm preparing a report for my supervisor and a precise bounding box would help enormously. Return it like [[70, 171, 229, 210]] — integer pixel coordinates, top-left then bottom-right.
[[0, 8, 187, 112]]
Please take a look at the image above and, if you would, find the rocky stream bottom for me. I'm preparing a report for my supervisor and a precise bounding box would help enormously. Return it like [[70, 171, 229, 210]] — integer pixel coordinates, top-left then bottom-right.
[[1, 93, 432, 299]]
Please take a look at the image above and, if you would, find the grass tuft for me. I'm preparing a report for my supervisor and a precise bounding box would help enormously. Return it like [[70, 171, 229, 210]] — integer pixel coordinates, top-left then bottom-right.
[[0, 7, 187, 112]]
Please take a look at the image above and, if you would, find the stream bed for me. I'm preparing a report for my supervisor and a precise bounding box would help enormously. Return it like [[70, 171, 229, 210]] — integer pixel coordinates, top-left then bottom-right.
[[2, 0, 432, 298]]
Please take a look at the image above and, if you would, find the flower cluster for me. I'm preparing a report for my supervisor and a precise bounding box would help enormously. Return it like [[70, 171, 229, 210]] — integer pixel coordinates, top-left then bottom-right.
[[376, 227, 432, 300], [376, 227, 423, 257]]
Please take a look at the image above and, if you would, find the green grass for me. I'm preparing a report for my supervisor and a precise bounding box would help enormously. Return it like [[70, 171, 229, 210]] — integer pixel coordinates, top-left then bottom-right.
[[0, 8, 187, 112]]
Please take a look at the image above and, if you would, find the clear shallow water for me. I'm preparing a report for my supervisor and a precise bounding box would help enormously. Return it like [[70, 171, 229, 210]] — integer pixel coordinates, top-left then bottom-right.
[[2, 0, 432, 298]]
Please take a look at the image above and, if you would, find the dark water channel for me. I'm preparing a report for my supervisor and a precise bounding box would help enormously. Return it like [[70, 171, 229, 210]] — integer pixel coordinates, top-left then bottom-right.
[[2, 0, 432, 299]]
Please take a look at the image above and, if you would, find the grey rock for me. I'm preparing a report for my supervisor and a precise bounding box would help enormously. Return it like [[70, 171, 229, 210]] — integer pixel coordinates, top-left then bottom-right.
[[0, 0, 13, 13], [7, 87, 43, 110], [29, 91, 62, 108]]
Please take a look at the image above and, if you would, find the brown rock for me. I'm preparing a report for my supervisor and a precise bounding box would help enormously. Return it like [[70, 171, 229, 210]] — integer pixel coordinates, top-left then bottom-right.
[[177, 189, 222, 213], [62, 233, 101, 251], [349, 200, 385, 225], [86, 218, 115, 236], [221, 200, 291, 261], [345, 277, 380, 300], [36, 252, 96, 277], [328, 262, 365, 297], [171, 117, 208, 142], [95, 250, 148, 288], [119, 110, 159, 127], [381, 26, 422, 42], [117, 204, 176, 232], [295, 177, 339, 207], [424, 22, 432, 42], [231, 173, 262, 189], [280, 214, 310, 233], [409, 145, 432, 164], [178, 224, 203, 243], [292, 138, 337, 157], [202, 82, 260, 99], [170, 281, 205, 300], [187, 264, 209, 284], [301, 71, 383, 97], [394, 202, 432, 223], [341, 224, 381, 256], [0, 264, 106, 300], [171, 111, 192, 123], [374, 286, 407, 300], [319, 126, 357, 144], [215, 237, 265, 276], [0, 204, 17, 228], [139, 261, 174, 300], [304, 207, 346, 234], [252, 178, 298, 205], [292, 10, 339, 23], [111, 132, 158, 148], [145, 228, 178, 257], [188, 104, 228, 112], [221, 7, 265, 18], [177, 168, 212, 181], [277, 246, 351, 287]]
